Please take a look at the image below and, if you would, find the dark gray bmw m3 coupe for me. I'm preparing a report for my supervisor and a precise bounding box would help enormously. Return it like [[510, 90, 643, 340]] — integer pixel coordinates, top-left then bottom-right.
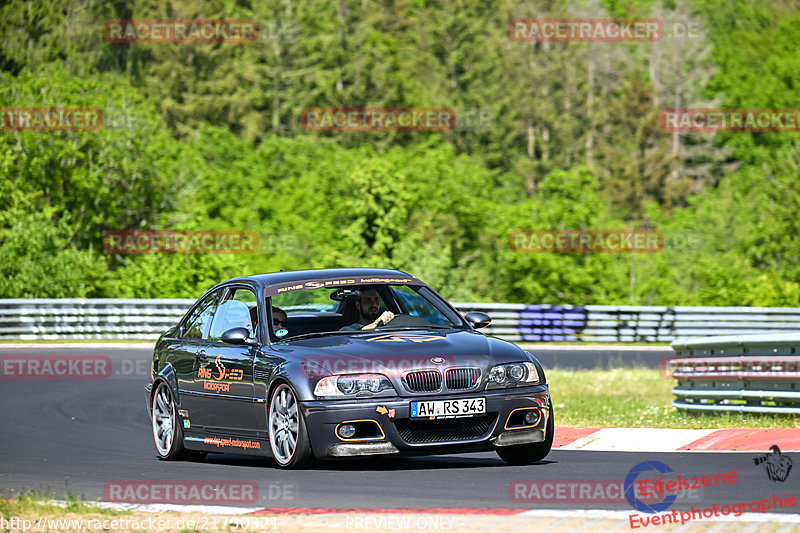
[[145, 268, 553, 469]]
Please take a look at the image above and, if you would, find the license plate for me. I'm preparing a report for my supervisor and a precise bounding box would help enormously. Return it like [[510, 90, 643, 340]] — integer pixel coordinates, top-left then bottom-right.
[[410, 398, 486, 418]]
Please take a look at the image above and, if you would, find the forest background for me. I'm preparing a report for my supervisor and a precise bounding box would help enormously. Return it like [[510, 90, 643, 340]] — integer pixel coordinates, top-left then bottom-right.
[[1, 0, 798, 306]]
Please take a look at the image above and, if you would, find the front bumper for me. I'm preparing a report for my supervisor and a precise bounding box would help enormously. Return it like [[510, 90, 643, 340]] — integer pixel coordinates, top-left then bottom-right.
[[300, 385, 550, 459]]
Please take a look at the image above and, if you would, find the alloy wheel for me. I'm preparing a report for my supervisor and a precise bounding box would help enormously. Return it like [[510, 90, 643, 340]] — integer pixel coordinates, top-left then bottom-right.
[[152, 383, 175, 456], [269, 384, 299, 464]]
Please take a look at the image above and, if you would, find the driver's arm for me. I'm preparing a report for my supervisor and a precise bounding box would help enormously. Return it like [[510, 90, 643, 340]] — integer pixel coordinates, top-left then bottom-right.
[[362, 311, 395, 330]]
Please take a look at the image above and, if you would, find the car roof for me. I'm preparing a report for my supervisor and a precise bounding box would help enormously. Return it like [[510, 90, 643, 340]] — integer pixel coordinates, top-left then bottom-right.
[[221, 268, 422, 289]]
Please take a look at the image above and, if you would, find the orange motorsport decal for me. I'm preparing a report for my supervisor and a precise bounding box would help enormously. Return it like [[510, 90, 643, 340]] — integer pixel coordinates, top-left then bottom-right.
[[365, 334, 442, 343], [203, 436, 261, 450], [203, 381, 229, 392], [275, 279, 356, 294], [198, 355, 243, 381]]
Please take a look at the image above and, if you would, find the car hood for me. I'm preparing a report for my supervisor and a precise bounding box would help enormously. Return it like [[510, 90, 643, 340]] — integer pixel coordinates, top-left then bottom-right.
[[275, 329, 530, 382]]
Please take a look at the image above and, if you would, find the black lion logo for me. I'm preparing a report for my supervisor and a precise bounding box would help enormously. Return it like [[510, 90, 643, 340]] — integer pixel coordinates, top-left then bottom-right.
[[753, 445, 793, 482]]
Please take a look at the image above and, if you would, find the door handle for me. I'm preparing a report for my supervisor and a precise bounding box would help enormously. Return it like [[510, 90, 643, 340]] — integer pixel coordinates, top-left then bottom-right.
[[195, 350, 206, 359]]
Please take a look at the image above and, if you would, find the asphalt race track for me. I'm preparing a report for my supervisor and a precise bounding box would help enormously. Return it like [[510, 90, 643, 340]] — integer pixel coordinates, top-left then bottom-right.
[[0, 344, 795, 514]]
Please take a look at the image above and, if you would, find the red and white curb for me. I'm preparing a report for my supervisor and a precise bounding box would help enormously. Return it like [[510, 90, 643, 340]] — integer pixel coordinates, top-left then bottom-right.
[[55, 502, 800, 523], [554, 426, 800, 452]]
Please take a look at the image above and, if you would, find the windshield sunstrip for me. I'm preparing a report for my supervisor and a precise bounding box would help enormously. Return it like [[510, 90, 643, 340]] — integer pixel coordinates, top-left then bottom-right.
[[265, 276, 422, 296]]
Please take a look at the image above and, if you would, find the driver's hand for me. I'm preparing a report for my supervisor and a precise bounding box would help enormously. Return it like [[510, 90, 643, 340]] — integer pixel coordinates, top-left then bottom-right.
[[376, 311, 395, 326]]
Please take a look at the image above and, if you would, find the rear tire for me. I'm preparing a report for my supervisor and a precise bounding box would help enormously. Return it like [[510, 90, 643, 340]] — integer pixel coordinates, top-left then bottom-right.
[[496, 404, 554, 465], [268, 383, 315, 469], [152, 381, 188, 460]]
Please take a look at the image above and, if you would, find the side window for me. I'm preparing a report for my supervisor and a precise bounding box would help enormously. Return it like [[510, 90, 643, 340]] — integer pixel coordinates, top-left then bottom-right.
[[392, 285, 430, 317], [182, 290, 221, 339], [391, 285, 451, 326], [208, 288, 257, 341]]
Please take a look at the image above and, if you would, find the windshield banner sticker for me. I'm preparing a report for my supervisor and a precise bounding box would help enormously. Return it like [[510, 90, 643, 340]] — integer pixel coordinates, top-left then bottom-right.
[[267, 275, 422, 296]]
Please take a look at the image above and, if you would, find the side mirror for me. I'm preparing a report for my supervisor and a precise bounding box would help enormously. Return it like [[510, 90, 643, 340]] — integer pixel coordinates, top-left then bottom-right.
[[221, 327, 257, 345], [465, 311, 491, 329]]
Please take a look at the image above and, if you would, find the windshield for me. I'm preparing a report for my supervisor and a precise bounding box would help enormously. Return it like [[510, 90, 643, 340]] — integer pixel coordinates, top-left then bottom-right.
[[268, 283, 463, 341]]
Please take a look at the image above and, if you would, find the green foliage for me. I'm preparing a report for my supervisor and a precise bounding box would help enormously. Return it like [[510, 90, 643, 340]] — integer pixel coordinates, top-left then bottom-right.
[[0, 213, 106, 297], [0, 65, 191, 247], [1, 0, 799, 306]]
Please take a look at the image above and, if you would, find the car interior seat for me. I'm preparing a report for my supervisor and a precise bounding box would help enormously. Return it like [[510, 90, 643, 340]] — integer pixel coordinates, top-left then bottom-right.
[[339, 300, 359, 327]]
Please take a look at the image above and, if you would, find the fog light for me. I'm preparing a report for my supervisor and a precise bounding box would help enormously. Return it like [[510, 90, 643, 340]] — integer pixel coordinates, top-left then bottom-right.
[[338, 424, 357, 439], [524, 410, 540, 425]]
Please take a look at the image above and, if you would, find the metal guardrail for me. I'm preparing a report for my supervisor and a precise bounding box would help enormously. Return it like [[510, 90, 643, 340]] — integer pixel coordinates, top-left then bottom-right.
[[0, 298, 194, 340], [667, 334, 800, 414], [459, 303, 800, 342], [1, 299, 800, 342]]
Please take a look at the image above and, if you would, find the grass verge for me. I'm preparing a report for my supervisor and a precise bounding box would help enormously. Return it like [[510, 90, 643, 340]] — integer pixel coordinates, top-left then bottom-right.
[[0, 492, 274, 532], [0, 491, 124, 517]]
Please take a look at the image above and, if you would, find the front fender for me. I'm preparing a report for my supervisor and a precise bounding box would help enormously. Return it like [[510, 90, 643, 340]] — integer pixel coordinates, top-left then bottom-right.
[[145, 362, 181, 417], [267, 360, 317, 402]]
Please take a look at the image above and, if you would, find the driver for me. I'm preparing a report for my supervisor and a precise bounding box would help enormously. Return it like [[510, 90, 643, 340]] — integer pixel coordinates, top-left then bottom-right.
[[340, 288, 395, 331]]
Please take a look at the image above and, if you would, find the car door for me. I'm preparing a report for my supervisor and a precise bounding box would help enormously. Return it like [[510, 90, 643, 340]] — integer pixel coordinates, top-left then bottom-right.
[[170, 289, 221, 429], [199, 286, 258, 437]]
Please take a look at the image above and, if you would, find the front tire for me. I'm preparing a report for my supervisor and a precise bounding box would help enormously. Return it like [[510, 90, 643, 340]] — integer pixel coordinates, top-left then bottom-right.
[[268, 383, 315, 469], [496, 404, 554, 465], [152, 381, 188, 460]]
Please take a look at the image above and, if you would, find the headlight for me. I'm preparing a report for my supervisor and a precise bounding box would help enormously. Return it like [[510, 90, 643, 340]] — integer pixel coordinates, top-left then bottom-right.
[[314, 373, 395, 397], [489, 365, 506, 382], [486, 362, 539, 388]]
